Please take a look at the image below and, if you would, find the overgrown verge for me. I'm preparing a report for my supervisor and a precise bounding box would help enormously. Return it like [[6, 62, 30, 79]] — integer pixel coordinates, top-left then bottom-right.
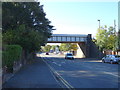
[[2, 45, 22, 73]]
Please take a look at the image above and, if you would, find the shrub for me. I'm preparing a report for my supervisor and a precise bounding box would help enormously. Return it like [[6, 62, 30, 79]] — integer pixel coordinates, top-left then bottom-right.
[[2, 45, 22, 72], [0, 51, 2, 69]]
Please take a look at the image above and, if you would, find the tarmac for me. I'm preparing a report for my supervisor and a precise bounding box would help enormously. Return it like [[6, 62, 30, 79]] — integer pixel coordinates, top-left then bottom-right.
[[2, 57, 61, 89]]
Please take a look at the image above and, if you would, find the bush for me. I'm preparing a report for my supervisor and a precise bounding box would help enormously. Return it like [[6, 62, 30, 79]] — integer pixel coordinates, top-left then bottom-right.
[[0, 51, 2, 69], [2, 45, 22, 72]]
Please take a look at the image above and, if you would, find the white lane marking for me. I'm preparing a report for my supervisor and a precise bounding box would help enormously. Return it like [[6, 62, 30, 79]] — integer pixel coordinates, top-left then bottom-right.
[[58, 64, 61, 66], [52, 62, 61, 66], [53, 62, 56, 64], [103, 72, 118, 77]]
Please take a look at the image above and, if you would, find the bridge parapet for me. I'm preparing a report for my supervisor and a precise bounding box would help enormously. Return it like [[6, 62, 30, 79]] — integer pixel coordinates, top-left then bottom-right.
[[48, 34, 88, 43]]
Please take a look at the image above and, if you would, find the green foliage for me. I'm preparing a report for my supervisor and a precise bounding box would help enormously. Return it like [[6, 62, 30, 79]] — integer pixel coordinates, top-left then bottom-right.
[[3, 25, 46, 53], [59, 43, 78, 51], [96, 28, 107, 50], [41, 45, 52, 52], [117, 30, 120, 50], [2, 45, 22, 72], [106, 35, 117, 50], [59, 43, 69, 51], [2, 2, 54, 53], [2, 2, 54, 34], [0, 51, 2, 69], [0, 32, 2, 69], [70, 43, 78, 51], [51, 45, 56, 51], [95, 26, 117, 51]]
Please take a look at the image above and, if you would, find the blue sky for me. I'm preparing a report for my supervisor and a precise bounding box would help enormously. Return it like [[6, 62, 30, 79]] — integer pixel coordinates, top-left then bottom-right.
[[40, 1, 118, 37]]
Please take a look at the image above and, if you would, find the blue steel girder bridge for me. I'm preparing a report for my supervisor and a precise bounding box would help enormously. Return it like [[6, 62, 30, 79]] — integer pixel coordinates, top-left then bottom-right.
[[47, 34, 103, 58]]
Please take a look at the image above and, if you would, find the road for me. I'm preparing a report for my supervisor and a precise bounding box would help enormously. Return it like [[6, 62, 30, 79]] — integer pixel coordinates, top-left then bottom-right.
[[40, 53, 119, 88]]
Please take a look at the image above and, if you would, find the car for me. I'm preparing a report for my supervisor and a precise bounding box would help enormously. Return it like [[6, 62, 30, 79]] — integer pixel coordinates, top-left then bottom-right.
[[102, 55, 120, 64], [46, 52, 49, 55], [65, 53, 74, 60]]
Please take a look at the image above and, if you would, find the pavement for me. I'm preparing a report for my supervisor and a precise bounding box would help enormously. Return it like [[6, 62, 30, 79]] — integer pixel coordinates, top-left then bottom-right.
[[2, 57, 61, 89]]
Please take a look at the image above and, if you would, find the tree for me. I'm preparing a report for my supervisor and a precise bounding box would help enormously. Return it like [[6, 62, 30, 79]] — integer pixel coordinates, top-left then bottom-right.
[[3, 25, 43, 53], [95, 26, 108, 51], [59, 43, 78, 52], [95, 26, 117, 51], [41, 45, 51, 52], [70, 43, 78, 51], [107, 26, 117, 51], [2, 2, 54, 33], [59, 43, 70, 51], [51, 45, 59, 51], [117, 29, 120, 50], [2, 2, 54, 54]]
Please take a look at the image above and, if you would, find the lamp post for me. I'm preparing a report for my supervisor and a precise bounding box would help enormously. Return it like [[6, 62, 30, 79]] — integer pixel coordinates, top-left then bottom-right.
[[98, 19, 100, 29], [97, 19, 101, 57]]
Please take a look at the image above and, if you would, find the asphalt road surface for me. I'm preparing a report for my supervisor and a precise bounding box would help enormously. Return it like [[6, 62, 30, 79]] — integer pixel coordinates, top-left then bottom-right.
[[41, 53, 119, 88], [2, 57, 62, 88]]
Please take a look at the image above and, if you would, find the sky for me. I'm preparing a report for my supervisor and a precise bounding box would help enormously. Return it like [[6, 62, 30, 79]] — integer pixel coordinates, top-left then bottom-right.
[[39, 0, 118, 37]]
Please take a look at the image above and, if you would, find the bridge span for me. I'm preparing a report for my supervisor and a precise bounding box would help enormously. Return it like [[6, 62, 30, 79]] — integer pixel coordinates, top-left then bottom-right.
[[47, 34, 103, 58], [48, 34, 88, 43]]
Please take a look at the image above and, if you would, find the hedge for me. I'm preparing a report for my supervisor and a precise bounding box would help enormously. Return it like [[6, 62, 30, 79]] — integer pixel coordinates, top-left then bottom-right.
[[2, 45, 22, 72], [0, 51, 2, 69]]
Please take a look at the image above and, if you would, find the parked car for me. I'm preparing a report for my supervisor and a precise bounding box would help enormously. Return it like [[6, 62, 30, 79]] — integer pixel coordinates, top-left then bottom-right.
[[102, 55, 120, 64], [65, 53, 74, 60]]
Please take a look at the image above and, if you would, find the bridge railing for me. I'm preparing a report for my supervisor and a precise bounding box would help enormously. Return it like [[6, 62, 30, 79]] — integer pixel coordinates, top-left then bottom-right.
[[48, 36, 87, 42]]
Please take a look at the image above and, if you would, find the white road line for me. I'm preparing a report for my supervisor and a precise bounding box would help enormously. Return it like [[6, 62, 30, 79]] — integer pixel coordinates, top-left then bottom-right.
[[53, 62, 56, 64], [61, 62, 65, 63], [58, 64, 61, 66], [103, 72, 118, 77], [52, 62, 62, 67]]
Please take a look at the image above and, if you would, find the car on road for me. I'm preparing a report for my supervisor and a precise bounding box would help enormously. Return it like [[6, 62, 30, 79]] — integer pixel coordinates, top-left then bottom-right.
[[102, 55, 120, 64], [46, 52, 49, 55], [65, 53, 74, 60]]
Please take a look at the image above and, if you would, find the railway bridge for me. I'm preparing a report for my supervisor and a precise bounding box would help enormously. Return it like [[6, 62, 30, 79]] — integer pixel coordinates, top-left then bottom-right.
[[47, 34, 103, 58]]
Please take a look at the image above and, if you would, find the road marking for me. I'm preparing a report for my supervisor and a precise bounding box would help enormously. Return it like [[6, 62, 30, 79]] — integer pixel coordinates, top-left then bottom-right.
[[52, 62, 62, 67], [103, 72, 118, 77], [53, 62, 56, 64], [61, 62, 65, 63], [58, 64, 61, 66], [42, 58, 75, 90]]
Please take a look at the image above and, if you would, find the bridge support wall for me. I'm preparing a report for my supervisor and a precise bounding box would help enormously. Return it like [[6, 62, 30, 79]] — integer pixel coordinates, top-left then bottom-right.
[[76, 43, 85, 58], [77, 34, 104, 58], [85, 34, 104, 58]]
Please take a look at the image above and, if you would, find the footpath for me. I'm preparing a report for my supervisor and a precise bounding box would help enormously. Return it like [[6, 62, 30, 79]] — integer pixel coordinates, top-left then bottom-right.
[[2, 57, 61, 89]]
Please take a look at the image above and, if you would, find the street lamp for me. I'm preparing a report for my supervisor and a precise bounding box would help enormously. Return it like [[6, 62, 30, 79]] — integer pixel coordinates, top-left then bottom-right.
[[97, 19, 100, 29]]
